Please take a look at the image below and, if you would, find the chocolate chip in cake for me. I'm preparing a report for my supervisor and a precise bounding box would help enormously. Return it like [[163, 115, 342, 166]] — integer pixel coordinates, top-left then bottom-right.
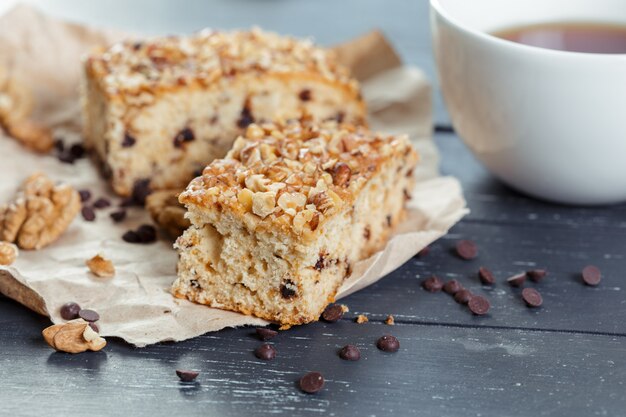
[[339, 344, 361, 361], [237, 106, 254, 128], [60, 302, 81, 320], [422, 275, 443, 292], [88, 322, 99, 333], [507, 273, 526, 287], [527, 269, 547, 282], [93, 198, 111, 209], [254, 343, 276, 361], [522, 287, 543, 307], [280, 280, 297, 299], [376, 335, 400, 352], [69, 143, 86, 159], [403, 189, 412, 201], [78, 189, 91, 203], [299, 89, 312, 101], [314, 254, 325, 271], [176, 369, 199, 382], [78, 309, 100, 322], [455, 240, 478, 260], [122, 230, 141, 243], [173, 127, 195, 148], [122, 133, 136, 147], [468, 295, 490, 315], [386, 215, 392, 227], [131, 179, 152, 206], [110, 210, 127, 222], [299, 372, 325, 394], [81, 206, 96, 222], [256, 327, 278, 341], [582, 265, 602, 286], [137, 224, 157, 243], [478, 266, 496, 285], [321, 304, 344, 323], [454, 289, 472, 304], [443, 279, 462, 295], [335, 111, 345, 123]]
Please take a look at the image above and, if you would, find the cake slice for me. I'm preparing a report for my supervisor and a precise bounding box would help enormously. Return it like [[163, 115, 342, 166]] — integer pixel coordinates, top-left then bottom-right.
[[173, 120, 418, 325], [81, 28, 366, 198]]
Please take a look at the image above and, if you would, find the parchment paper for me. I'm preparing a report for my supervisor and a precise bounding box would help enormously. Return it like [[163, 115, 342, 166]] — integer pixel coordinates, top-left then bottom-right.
[[0, 5, 468, 347]]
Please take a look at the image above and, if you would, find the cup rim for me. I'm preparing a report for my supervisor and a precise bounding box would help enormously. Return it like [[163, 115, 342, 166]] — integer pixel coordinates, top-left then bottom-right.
[[430, 0, 626, 59]]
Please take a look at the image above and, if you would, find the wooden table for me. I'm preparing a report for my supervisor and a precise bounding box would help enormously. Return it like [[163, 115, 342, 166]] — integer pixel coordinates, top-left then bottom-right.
[[2, 1, 625, 416]]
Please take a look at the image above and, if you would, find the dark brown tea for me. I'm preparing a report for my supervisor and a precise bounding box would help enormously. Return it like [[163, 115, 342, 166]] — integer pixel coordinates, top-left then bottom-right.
[[493, 22, 626, 54]]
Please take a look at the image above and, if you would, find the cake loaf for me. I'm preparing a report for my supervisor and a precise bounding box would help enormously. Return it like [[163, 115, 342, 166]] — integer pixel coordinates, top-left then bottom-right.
[[82, 28, 366, 197], [173, 120, 418, 325]]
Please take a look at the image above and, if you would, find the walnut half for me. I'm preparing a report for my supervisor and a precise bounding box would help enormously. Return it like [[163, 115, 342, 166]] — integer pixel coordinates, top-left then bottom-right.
[[0, 172, 80, 250], [42, 319, 107, 353]]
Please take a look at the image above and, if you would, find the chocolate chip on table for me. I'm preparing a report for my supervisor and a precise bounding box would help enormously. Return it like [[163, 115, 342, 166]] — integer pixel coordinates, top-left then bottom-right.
[[468, 295, 490, 315], [254, 344, 277, 361], [131, 179, 152, 206], [176, 369, 199, 382], [78, 309, 100, 322], [88, 322, 99, 333], [122, 230, 141, 243], [339, 344, 361, 361], [60, 302, 81, 320], [377, 335, 400, 352], [122, 133, 136, 148], [81, 206, 96, 222], [69, 143, 86, 159], [527, 269, 547, 282], [78, 189, 91, 202], [422, 275, 443, 292], [454, 289, 472, 304], [58, 153, 75, 164], [455, 240, 478, 260], [256, 327, 278, 341], [299, 372, 325, 394], [137, 224, 157, 243], [93, 198, 111, 209], [110, 210, 127, 222], [478, 266, 495, 285], [443, 279, 462, 295], [582, 265, 602, 286], [321, 304, 344, 322], [507, 273, 526, 287], [522, 287, 543, 307]]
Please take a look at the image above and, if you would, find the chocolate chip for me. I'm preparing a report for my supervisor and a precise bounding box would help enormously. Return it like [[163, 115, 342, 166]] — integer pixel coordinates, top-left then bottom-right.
[[131, 179, 152, 206], [527, 269, 547, 282], [122, 133, 136, 147], [468, 295, 490, 315], [335, 111, 345, 123], [69, 143, 86, 159], [376, 335, 400, 352], [110, 210, 126, 222], [478, 266, 495, 285], [299, 372, 324, 394], [78, 309, 100, 322], [237, 106, 254, 128], [93, 198, 111, 209], [137, 224, 157, 243], [321, 304, 343, 323], [299, 89, 312, 101], [60, 302, 81, 320], [363, 227, 371, 240], [54, 138, 65, 152], [582, 265, 601, 286], [422, 275, 443, 292], [88, 322, 99, 332], [314, 255, 325, 271], [254, 343, 276, 360], [256, 327, 278, 341], [280, 280, 297, 299], [119, 197, 135, 208], [455, 240, 478, 260], [416, 246, 430, 257], [132, 42, 143, 51], [58, 153, 75, 164], [386, 215, 392, 227], [443, 279, 462, 295], [176, 369, 199, 382], [507, 273, 526, 287], [339, 344, 361, 361], [173, 127, 195, 148], [81, 206, 96, 222], [522, 287, 543, 307], [78, 189, 91, 202], [454, 289, 472, 304], [122, 230, 141, 243]]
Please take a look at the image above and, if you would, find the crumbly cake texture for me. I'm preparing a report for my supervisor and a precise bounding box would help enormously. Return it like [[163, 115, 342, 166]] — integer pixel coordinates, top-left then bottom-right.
[[82, 28, 367, 197], [173, 120, 418, 325]]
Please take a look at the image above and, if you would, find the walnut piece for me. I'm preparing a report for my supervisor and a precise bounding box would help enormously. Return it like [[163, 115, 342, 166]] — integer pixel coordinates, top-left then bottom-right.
[[146, 189, 190, 238], [86, 254, 115, 278], [0, 241, 18, 265], [42, 319, 107, 353], [0, 172, 80, 250], [385, 315, 395, 325], [355, 314, 369, 324]]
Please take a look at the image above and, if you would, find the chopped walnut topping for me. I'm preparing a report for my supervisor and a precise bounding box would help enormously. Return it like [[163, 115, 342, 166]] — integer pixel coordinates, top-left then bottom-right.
[[0, 172, 80, 250], [42, 319, 107, 353], [86, 254, 115, 278], [0, 241, 18, 265], [385, 315, 395, 325], [355, 314, 369, 324]]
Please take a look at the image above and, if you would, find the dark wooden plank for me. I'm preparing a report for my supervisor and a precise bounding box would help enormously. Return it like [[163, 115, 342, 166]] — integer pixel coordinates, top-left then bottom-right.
[[2, 296, 625, 417]]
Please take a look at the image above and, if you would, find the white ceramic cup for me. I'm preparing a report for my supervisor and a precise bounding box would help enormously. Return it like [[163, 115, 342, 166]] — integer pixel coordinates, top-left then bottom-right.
[[430, 0, 626, 205]]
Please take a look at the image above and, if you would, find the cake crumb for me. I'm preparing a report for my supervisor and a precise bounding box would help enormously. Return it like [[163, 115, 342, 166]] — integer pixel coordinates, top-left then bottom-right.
[[340, 304, 349, 313], [279, 324, 292, 331], [385, 315, 395, 325], [86, 254, 115, 278], [355, 314, 368, 324]]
